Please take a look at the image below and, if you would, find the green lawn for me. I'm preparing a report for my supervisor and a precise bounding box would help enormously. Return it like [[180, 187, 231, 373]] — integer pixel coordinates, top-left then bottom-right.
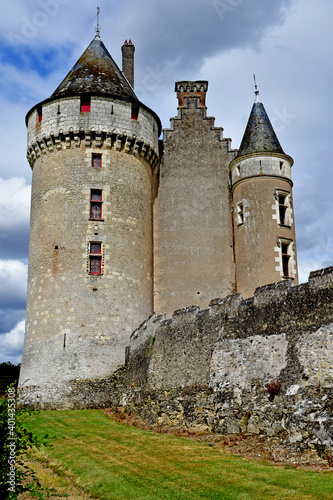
[[25, 410, 333, 500]]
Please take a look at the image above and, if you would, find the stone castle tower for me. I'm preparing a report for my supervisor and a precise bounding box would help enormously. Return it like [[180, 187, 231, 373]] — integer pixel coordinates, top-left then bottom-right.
[[19, 34, 297, 406]]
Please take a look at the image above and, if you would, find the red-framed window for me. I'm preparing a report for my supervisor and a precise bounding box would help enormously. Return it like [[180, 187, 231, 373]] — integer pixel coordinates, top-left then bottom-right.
[[37, 105, 42, 123], [89, 242, 102, 274], [90, 189, 102, 220], [81, 96, 91, 112], [131, 102, 139, 120], [92, 154, 102, 168]]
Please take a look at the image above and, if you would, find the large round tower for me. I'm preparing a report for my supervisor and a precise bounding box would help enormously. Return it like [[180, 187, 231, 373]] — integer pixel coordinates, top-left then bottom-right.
[[19, 33, 161, 408], [230, 90, 298, 298]]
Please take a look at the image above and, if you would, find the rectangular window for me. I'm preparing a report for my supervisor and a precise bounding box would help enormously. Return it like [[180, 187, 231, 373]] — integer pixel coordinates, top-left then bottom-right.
[[90, 189, 102, 220], [92, 154, 102, 168], [89, 242, 102, 274], [281, 243, 290, 277], [278, 194, 287, 225], [81, 96, 91, 112]]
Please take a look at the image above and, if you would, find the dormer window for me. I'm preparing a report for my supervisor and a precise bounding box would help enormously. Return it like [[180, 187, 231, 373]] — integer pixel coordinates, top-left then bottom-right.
[[37, 104, 42, 123], [81, 96, 91, 112], [131, 102, 139, 120]]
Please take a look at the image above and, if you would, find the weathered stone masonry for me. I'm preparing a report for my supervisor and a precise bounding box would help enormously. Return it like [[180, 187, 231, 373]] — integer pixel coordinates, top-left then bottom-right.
[[67, 266, 333, 457]]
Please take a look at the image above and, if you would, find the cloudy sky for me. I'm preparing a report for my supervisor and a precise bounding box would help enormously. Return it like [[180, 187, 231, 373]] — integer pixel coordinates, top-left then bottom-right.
[[0, 0, 332, 364]]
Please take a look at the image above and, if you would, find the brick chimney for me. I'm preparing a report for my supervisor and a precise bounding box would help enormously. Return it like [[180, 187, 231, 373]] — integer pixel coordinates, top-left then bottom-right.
[[175, 81, 208, 108], [122, 39, 135, 88]]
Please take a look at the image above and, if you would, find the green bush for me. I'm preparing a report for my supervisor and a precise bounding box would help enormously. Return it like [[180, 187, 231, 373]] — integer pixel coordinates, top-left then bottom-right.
[[0, 385, 48, 499]]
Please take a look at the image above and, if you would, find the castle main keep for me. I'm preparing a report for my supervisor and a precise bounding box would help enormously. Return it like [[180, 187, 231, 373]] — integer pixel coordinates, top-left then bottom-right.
[[19, 33, 298, 406]]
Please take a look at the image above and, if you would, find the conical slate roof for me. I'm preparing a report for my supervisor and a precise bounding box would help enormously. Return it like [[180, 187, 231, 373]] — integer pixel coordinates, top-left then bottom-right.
[[236, 93, 284, 158], [51, 35, 138, 102]]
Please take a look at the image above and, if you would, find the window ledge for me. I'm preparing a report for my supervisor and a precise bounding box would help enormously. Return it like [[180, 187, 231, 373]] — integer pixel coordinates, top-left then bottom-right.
[[279, 224, 291, 229], [89, 219, 104, 222]]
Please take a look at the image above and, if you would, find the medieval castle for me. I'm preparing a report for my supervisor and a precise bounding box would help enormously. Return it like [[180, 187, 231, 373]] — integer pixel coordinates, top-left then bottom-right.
[[19, 32, 300, 405]]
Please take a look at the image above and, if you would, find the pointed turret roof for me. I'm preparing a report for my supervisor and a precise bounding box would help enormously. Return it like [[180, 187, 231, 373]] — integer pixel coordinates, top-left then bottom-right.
[[51, 34, 138, 102], [236, 92, 284, 159]]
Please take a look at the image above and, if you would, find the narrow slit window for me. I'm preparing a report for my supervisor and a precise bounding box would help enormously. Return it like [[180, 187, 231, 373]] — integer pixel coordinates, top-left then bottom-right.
[[90, 189, 102, 220], [237, 202, 244, 225], [81, 96, 91, 112], [92, 154, 102, 169], [89, 242, 102, 274]]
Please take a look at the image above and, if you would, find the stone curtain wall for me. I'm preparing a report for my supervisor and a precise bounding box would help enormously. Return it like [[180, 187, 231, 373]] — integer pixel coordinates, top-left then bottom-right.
[[111, 267, 333, 456], [45, 267, 333, 456]]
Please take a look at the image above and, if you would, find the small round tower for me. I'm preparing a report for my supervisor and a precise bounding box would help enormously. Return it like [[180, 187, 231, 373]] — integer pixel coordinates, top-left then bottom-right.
[[229, 90, 298, 298], [19, 33, 161, 408]]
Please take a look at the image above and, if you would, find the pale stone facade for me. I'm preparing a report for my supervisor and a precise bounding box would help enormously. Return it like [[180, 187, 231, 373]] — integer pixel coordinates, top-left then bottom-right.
[[20, 35, 161, 401], [19, 35, 299, 407], [154, 82, 236, 314]]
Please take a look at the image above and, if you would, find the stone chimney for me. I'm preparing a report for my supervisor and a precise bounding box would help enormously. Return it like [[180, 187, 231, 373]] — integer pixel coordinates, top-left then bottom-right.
[[122, 39, 135, 88], [175, 81, 208, 109]]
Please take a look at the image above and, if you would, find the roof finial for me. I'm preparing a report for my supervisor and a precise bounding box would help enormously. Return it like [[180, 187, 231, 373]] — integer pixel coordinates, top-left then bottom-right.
[[95, 6, 101, 39], [253, 74, 261, 103]]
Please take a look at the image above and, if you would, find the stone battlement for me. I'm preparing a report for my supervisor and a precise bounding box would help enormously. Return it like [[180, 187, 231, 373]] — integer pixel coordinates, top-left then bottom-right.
[[27, 129, 159, 171], [26, 95, 160, 167], [132, 267, 333, 349]]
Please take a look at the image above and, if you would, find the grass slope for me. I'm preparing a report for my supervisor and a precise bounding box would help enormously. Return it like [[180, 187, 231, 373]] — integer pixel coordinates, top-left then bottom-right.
[[25, 410, 332, 500]]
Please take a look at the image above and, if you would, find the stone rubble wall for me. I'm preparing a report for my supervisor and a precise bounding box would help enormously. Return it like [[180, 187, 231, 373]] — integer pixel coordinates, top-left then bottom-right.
[[116, 267, 333, 457], [29, 267, 333, 458]]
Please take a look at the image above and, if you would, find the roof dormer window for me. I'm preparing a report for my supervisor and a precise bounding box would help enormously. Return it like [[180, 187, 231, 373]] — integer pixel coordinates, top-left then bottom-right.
[[37, 104, 42, 123], [131, 102, 139, 120], [81, 96, 91, 112]]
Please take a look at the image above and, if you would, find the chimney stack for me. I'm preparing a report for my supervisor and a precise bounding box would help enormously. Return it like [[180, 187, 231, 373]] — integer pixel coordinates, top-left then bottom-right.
[[122, 39, 135, 88], [175, 81, 208, 109]]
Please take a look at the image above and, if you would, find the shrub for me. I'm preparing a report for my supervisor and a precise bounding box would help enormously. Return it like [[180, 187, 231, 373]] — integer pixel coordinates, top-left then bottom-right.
[[0, 385, 48, 499]]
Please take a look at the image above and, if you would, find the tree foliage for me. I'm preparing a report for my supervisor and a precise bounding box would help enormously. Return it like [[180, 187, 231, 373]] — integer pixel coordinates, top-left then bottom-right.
[[0, 385, 48, 499]]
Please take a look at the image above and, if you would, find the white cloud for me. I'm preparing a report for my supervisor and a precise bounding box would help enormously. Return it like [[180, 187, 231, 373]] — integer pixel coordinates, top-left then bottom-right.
[[0, 177, 31, 227], [0, 260, 28, 308], [0, 178, 31, 260], [0, 320, 25, 364]]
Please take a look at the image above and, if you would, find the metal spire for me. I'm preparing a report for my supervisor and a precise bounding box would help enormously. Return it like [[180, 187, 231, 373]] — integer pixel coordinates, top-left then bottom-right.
[[253, 74, 260, 103], [95, 6, 101, 39]]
